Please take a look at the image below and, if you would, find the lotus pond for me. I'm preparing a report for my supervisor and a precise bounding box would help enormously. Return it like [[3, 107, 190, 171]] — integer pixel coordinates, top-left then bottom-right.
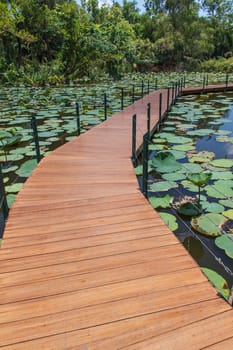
[[136, 91, 233, 303], [1, 72, 228, 212]]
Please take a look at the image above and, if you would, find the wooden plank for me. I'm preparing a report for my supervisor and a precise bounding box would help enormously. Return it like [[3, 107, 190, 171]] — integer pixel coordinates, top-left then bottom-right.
[[0, 255, 196, 304], [0, 86, 232, 349], [123, 310, 233, 350], [0, 299, 227, 350], [0, 282, 219, 347], [0, 267, 207, 323]]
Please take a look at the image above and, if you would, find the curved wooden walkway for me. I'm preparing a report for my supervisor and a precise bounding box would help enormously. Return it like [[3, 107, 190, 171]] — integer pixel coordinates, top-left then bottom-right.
[[0, 86, 233, 349]]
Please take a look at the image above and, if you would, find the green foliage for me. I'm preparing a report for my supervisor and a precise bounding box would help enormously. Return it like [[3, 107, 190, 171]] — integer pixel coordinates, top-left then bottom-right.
[[200, 57, 233, 73], [0, 0, 232, 83], [201, 267, 230, 300], [191, 213, 226, 237]]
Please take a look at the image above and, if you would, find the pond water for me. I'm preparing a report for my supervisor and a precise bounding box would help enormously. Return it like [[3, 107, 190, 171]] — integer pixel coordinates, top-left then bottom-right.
[[138, 91, 233, 302]]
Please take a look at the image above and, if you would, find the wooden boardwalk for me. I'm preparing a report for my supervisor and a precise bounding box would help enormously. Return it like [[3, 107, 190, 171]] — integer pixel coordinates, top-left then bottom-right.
[[0, 86, 233, 349]]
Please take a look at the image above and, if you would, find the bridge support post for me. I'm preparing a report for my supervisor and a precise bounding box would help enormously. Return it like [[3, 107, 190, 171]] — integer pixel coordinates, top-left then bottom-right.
[[31, 116, 41, 163], [76, 102, 81, 134], [142, 132, 149, 198]]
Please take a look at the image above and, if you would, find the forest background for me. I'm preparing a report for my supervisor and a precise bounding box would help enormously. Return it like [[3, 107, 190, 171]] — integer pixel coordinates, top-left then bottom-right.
[[0, 0, 232, 85]]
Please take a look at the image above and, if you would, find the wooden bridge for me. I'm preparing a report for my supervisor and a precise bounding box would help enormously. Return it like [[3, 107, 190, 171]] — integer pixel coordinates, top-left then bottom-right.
[[0, 85, 233, 349]]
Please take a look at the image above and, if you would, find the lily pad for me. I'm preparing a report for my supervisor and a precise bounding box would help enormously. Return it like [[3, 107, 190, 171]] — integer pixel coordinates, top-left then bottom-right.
[[179, 163, 203, 174], [150, 180, 178, 192], [149, 194, 174, 209], [206, 180, 233, 199], [209, 159, 233, 168], [201, 267, 230, 300], [5, 183, 24, 193], [215, 234, 233, 259], [222, 209, 233, 219], [172, 143, 195, 151], [159, 212, 179, 231], [219, 199, 233, 208], [134, 164, 153, 176], [201, 202, 224, 214], [16, 159, 37, 177], [162, 172, 186, 181], [211, 171, 233, 180], [188, 151, 215, 164], [187, 172, 212, 187], [191, 213, 226, 237], [177, 202, 202, 216], [7, 194, 16, 208], [181, 180, 199, 192], [151, 151, 181, 173]]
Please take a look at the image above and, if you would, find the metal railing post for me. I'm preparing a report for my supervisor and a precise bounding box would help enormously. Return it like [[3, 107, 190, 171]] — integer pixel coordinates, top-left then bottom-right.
[[31, 116, 41, 163], [131, 114, 137, 166], [132, 85, 135, 104], [147, 80, 150, 94], [141, 81, 144, 97], [76, 101, 81, 135], [159, 92, 162, 125], [155, 78, 158, 90], [142, 132, 149, 198], [167, 87, 170, 112], [104, 93, 107, 120], [171, 83, 175, 104], [226, 73, 229, 90], [0, 164, 9, 220], [202, 76, 206, 91], [121, 87, 124, 110], [147, 103, 151, 137]]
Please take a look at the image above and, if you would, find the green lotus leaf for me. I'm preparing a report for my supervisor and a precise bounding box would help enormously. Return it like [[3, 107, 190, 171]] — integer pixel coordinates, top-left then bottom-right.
[[216, 130, 232, 136], [164, 134, 191, 144], [0, 154, 24, 161], [179, 163, 203, 174], [5, 183, 24, 193], [216, 136, 230, 142], [2, 134, 22, 148], [188, 151, 215, 164], [222, 209, 233, 219], [219, 199, 233, 208], [3, 177, 9, 184], [191, 213, 226, 237], [151, 151, 181, 173], [16, 159, 37, 177], [149, 180, 178, 192], [134, 164, 153, 176], [215, 234, 233, 259], [181, 180, 199, 192], [149, 194, 174, 209], [201, 267, 230, 300], [162, 127, 176, 131], [166, 150, 186, 160], [209, 159, 233, 168], [159, 212, 178, 231], [186, 129, 214, 137], [177, 202, 202, 216], [187, 172, 212, 187], [206, 180, 233, 199], [7, 194, 16, 208], [152, 137, 167, 144], [172, 143, 195, 151], [0, 130, 12, 140], [38, 131, 58, 138], [2, 165, 18, 173], [149, 144, 167, 151], [211, 171, 233, 180], [162, 172, 186, 181], [201, 202, 224, 214]]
